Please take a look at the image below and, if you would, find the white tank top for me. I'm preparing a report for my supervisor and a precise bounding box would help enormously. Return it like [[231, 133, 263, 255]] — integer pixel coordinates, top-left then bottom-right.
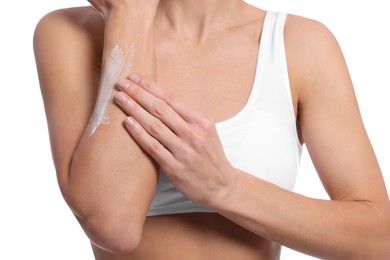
[[147, 11, 302, 216]]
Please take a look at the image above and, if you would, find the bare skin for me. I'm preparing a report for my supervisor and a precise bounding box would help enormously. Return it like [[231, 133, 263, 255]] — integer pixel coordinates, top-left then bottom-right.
[[34, 0, 390, 259], [92, 213, 281, 259]]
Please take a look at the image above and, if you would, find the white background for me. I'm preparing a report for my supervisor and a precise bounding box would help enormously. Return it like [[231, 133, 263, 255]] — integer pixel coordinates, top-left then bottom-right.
[[0, 0, 389, 259]]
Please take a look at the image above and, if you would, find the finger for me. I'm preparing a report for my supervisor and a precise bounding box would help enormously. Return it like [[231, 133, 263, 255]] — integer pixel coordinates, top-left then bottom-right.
[[116, 79, 188, 136], [115, 91, 183, 154], [124, 116, 175, 170], [128, 73, 203, 124]]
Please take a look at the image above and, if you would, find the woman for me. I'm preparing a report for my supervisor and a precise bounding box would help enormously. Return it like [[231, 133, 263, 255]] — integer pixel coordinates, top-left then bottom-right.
[[34, 0, 390, 259]]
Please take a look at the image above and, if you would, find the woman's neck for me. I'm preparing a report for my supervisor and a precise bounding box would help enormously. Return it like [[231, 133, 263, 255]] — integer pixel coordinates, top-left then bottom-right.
[[155, 0, 245, 43]]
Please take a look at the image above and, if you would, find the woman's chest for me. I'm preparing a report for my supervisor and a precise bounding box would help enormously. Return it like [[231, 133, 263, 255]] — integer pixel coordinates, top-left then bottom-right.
[[155, 37, 260, 124]]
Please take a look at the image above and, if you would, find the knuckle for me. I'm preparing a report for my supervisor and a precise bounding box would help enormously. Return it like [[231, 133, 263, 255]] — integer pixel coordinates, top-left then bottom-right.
[[164, 93, 178, 105], [200, 116, 214, 130], [154, 102, 169, 117], [167, 163, 185, 181], [141, 78, 152, 89], [163, 161, 179, 177], [184, 145, 196, 157], [193, 135, 207, 150], [129, 85, 140, 97], [176, 144, 192, 160], [186, 128, 208, 151], [150, 120, 163, 135], [148, 140, 161, 155], [185, 128, 197, 141], [171, 161, 182, 173], [186, 131, 207, 151]]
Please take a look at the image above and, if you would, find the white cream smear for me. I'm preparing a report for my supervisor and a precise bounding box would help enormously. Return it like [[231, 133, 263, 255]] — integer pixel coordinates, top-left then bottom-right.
[[87, 43, 135, 136]]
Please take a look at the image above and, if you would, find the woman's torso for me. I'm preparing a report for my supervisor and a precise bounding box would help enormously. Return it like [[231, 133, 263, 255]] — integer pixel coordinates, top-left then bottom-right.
[[92, 213, 281, 259], [70, 4, 300, 259]]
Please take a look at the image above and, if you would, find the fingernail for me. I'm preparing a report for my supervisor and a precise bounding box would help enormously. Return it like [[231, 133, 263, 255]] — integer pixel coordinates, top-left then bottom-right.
[[125, 117, 135, 127], [117, 79, 130, 90], [130, 73, 140, 83], [115, 92, 127, 104]]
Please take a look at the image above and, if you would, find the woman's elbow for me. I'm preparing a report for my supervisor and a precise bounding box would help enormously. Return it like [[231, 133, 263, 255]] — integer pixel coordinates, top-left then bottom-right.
[[63, 186, 145, 254], [77, 211, 143, 254], [56, 162, 155, 254]]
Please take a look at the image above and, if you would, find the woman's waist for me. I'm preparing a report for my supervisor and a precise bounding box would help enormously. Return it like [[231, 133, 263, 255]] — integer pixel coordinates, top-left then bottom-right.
[[92, 213, 281, 260]]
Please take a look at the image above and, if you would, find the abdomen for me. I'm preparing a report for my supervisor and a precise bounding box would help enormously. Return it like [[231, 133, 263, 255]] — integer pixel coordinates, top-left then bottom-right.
[[92, 213, 281, 260]]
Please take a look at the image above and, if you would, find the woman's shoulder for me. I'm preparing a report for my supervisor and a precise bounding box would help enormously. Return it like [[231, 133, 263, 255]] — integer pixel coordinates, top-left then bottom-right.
[[283, 12, 338, 55], [33, 6, 104, 105], [36, 6, 103, 30], [283, 12, 345, 94], [286, 14, 339, 55], [34, 6, 104, 53]]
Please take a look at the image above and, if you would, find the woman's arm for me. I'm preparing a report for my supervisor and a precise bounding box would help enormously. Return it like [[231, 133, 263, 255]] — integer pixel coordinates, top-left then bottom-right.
[[212, 17, 390, 258], [111, 15, 390, 259], [34, 2, 158, 253], [210, 16, 390, 258]]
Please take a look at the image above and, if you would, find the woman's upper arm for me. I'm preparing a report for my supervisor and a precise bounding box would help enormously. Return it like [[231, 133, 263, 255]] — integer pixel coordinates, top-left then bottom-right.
[[34, 8, 102, 185], [285, 15, 389, 205]]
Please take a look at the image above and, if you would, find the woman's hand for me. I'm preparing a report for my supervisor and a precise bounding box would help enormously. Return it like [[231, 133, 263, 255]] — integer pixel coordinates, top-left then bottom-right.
[[88, 0, 160, 18], [114, 74, 235, 207]]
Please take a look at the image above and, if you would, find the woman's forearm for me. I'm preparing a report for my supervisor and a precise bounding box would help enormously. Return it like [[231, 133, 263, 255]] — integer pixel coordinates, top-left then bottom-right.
[[64, 6, 158, 252], [88, 7, 156, 135], [214, 168, 390, 259]]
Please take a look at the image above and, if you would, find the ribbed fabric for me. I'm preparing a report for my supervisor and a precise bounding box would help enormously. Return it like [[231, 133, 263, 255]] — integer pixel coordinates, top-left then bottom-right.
[[147, 11, 302, 216]]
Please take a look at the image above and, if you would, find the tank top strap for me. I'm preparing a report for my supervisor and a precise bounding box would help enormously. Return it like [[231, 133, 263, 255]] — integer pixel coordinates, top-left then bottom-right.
[[253, 11, 297, 125], [273, 11, 296, 122]]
